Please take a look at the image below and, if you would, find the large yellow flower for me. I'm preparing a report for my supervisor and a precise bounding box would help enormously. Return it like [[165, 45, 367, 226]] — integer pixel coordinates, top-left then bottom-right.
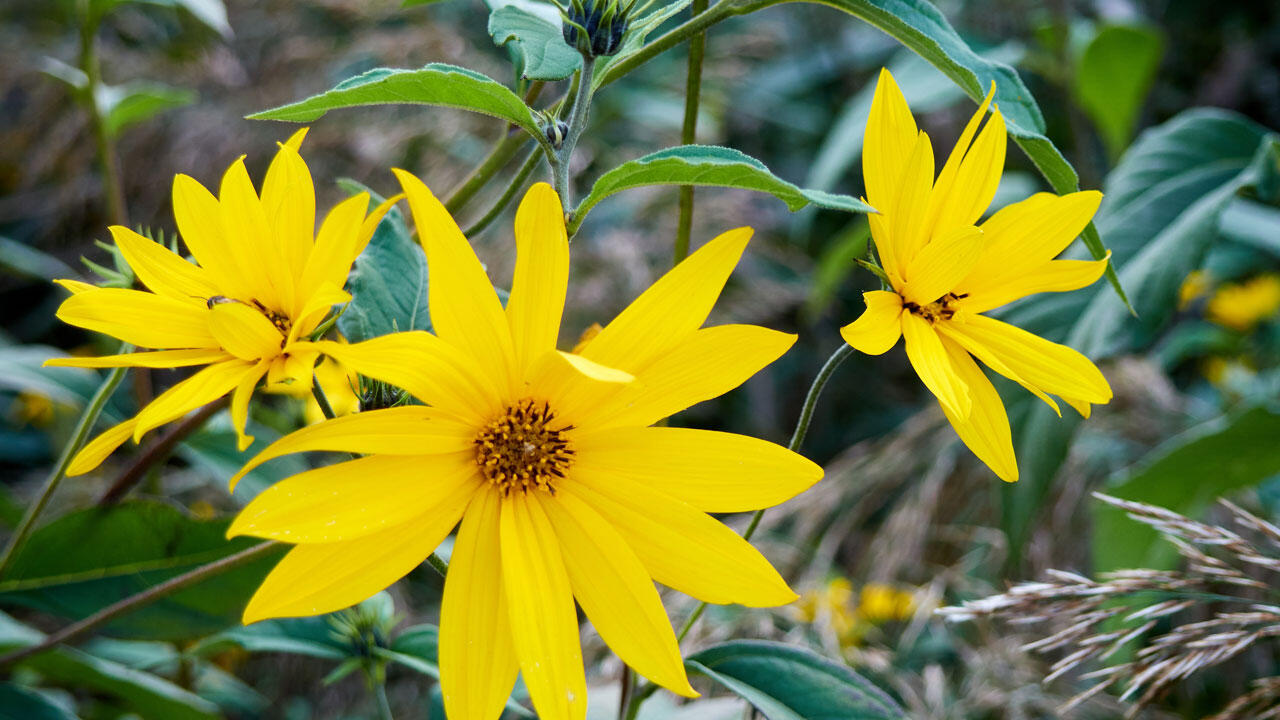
[[46, 130, 395, 473], [224, 178, 823, 720], [841, 69, 1114, 482]]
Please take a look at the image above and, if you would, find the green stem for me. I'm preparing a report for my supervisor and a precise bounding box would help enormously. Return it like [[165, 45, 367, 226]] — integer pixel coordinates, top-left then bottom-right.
[[596, 0, 740, 91], [370, 669, 395, 720], [623, 343, 854, 720], [462, 146, 543, 237], [0, 540, 278, 668], [674, 0, 709, 264], [617, 666, 636, 720], [0, 357, 129, 578], [78, 3, 126, 226], [424, 551, 449, 579], [554, 55, 597, 214], [444, 133, 531, 214]]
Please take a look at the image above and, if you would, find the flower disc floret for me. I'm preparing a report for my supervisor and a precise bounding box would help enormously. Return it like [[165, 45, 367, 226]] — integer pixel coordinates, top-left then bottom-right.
[[475, 399, 574, 495]]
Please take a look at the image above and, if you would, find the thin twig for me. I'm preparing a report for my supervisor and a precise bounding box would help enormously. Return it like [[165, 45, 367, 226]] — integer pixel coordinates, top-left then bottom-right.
[[98, 397, 228, 505]]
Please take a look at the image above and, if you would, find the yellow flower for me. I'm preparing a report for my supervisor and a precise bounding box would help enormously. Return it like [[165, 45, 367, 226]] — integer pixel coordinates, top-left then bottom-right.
[[1206, 274, 1280, 332], [855, 583, 914, 624], [13, 391, 57, 427], [841, 69, 1114, 482], [792, 577, 859, 643], [45, 130, 397, 473], [303, 354, 360, 425], [224, 179, 823, 720], [1178, 270, 1211, 310]]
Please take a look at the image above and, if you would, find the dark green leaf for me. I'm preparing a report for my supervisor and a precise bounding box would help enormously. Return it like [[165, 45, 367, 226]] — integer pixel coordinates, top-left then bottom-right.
[[249, 64, 542, 140], [1072, 24, 1164, 160], [177, 414, 310, 503], [489, 5, 581, 81], [1093, 406, 1280, 573], [382, 624, 534, 717], [0, 684, 79, 720], [0, 346, 105, 409], [0, 501, 284, 641], [685, 640, 905, 720], [337, 204, 431, 342], [573, 145, 874, 233], [0, 236, 79, 281]]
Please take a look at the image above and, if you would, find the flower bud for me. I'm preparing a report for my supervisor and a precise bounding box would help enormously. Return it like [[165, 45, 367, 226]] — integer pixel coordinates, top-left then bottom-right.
[[562, 0, 633, 58]]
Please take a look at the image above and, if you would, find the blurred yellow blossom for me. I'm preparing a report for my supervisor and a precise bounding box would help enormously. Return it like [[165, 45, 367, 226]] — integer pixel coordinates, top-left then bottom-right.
[[856, 583, 915, 624], [13, 391, 56, 428], [1207, 274, 1280, 332], [1177, 270, 1211, 309]]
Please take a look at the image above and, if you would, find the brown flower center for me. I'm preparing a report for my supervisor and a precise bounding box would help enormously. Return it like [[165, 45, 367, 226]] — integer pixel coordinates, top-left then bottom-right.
[[474, 399, 574, 496], [903, 292, 967, 324]]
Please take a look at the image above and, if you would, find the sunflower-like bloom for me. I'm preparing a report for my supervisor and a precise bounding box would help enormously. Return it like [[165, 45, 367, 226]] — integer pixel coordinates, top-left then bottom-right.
[[225, 177, 823, 720], [47, 130, 396, 473], [841, 69, 1114, 482]]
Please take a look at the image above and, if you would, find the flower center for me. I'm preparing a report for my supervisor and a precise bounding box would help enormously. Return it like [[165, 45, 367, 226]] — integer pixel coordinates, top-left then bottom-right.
[[205, 296, 292, 341], [474, 399, 574, 496], [903, 292, 967, 324]]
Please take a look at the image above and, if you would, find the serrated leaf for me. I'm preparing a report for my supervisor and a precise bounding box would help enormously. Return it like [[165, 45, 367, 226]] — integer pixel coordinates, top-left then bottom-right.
[[1073, 24, 1164, 160], [489, 5, 581, 81], [336, 204, 431, 342], [0, 501, 284, 641], [572, 145, 875, 233], [249, 64, 542, 140], [685, 640, 906, 720]]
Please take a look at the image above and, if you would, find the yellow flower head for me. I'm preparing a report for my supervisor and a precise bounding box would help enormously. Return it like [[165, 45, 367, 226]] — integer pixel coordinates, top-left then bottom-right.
[[1178, 269, 1212, 310], [46, 130, 397, 472], [1206, 274, 1280, 332], [841, 68, 1114, 482], [225, 178, 823, 720], [855, 583, 915, 624]]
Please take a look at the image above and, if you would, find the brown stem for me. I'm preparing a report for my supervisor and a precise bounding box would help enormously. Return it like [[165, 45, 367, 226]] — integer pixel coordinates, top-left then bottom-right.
[[98, 397, 229, 505], [0, 540, 279, 669]]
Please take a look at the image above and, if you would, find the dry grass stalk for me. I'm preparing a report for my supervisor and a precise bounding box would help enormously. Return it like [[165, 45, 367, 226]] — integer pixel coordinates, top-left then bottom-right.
[[938, 492, 1280, 717]]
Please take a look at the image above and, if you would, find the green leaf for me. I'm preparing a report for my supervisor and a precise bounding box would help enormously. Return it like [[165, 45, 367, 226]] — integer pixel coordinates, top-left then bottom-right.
[[572, 145, 875, 233], [489, 5, 582, 81], [193, 616, 348, 661], [249, 64, 543, 140], [177, 414, 309, 503], [0, 346, 105, 409], [0, 501, 284, 641], [0, 684, 79, 720], [97, 81, 196, 138], [685, 640, 905, 720], [337, 204, 431, 342], [380, 624, 535, 717], [0, 612, 219, 720], [1068, 110, 1278, 359], [1093, 406, 1280, 573], [735, 0, 1127, 306], [89, 0, 231, 37], [0, 236, 79, 281], [1072, 24, 1164, 160]]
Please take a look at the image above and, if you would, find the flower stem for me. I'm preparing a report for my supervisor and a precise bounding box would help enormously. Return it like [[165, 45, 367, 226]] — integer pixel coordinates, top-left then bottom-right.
[[98, 397, 228, 505], [554, 55, 597, 216], [0, 540, 278, 668], [369, 669, 395, 720], [461, 145, 543, 237], [595, 0, 739, 91], [444, 133, 531, 214], [77, 2, 127, 227], [0, 358, 129, 579], [673, 0, 709, 265], [623, 343, 854, 719]]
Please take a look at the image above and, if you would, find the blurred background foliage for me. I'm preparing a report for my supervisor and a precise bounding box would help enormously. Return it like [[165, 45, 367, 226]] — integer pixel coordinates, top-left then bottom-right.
[[2, 0, 1280, 717]]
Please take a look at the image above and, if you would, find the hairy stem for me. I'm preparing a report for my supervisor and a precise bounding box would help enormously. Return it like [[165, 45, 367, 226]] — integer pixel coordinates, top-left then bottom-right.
[[99, 397, 228, 505], [554, 55, 597, 215], [674, 0, 709, 264], [0, 358, 129, 578], [0, 540, 279, 668]]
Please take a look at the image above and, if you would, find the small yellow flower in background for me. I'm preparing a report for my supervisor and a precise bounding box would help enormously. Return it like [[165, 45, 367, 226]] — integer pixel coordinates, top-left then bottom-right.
[[1178, 270, 1212, 310], [44, 130, 397, 473], [1202, 356, 1257, 388], [1206, 274, 1280, 332], [12, 391, 57, 428], [792, 577, 859, 645], [842, 68, 1114, 482], [224, 178, 823, 720], [856, 583, 915, 624]]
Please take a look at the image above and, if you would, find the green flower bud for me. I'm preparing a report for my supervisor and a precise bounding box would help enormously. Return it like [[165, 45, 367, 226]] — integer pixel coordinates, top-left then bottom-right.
[[562, 0, 634, 58]]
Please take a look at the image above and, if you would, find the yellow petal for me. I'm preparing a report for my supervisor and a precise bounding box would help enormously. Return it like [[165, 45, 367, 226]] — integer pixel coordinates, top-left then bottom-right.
[[959, 256, 1110, 314], [289, 281, 350, 344], [927, 104, 1006, 231], [945, 314, 1112, 406], [508, 183, 569, 379], [220, 157, 288, 310], [296, 192, 369, 316], [573, 426, 822, 513], [499, 494, 587, 720], [565, 476, 796, 607], [929, 83, 995, 215], [259, 139, 315, 288], [863, 67, 919, 270], [591, 324, 796, 430], [840, 291, 903, 355], [937, 336, 1018, 482], [936, 321, 1060, 417], [172, 174, 239, 293], [887, 131, 936, 271], [440, 486, 520, 720], [242, 490, 471, 623], [525, 349, 634, 424], [133, 359, 256, 440], [230, 451, 478, 543], [394, 169, 515, 394], [229, 406, 476, 490], [57, 288, 218, 349], [46, 348, 229, 369], [901, 313, 970, 420], [230, 362, 267, 451], [313, 334, 499, 423], [208, 302, 285, 361], [580, 227, 752, 373], [110, 225, 217, 301], [67, 418, 137, 476], [54, 278, 96, 295], [958, 190, 1103, 294], [540, 490, 697, 697], [265, 348, 318, 391], [902, 225, 984, 306]]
